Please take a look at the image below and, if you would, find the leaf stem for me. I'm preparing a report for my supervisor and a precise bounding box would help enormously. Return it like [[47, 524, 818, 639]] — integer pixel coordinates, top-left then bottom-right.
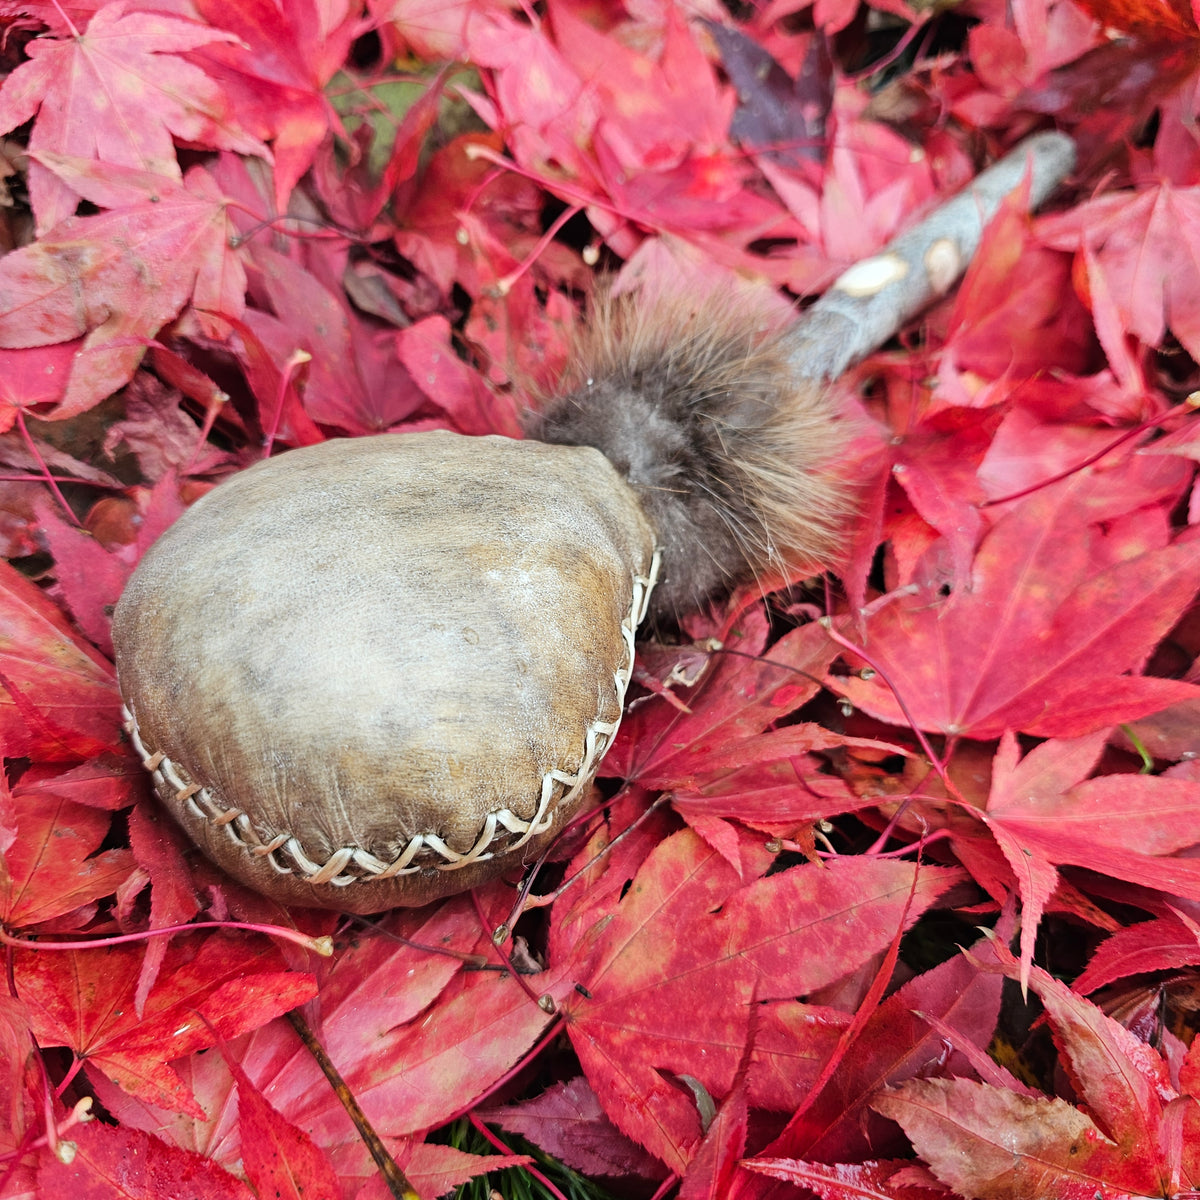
[[493, 204, 582, 295], [499, 793, 670, 937], [980, 398, 1195, 508], [348, 914, 490, 966], [821, 619, 962, 802], [466, 1113, 571, 1200], [472, 890, 556, 1013], [0, 921, 333, 957], [261, 349, 312, 458], [1120, 722, 1156, 773], [648, 1173, 680, 1200], [49, 0, 81, 38], [464, 144, 667, 236], [0, 473, 117, 489], [0, 1094, 93, 1170], [15, 407, 82, 527]]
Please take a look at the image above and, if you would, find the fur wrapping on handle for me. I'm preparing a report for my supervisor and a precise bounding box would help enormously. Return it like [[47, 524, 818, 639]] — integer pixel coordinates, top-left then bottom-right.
[[529, 287, 850, 626]]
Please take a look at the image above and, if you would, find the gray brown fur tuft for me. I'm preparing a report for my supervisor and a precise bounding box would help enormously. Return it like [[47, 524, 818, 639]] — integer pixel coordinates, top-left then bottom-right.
[[528, 287, 849, 625]]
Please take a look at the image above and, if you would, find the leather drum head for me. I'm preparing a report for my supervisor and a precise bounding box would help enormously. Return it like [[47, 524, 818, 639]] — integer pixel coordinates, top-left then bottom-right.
[[113, 431, 657, 911]]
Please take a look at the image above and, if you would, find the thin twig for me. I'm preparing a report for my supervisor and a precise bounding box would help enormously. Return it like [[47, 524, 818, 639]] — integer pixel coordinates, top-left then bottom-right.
[[285, 1009, 419, 1200]]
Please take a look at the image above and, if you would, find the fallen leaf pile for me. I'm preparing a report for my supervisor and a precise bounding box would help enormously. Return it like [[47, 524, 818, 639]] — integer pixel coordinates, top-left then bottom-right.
[[2, 0, 1200, 1197]]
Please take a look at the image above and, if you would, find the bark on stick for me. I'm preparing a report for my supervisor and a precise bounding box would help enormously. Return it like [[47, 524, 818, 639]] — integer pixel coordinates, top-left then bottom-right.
[[784, 131, 1078, 379]]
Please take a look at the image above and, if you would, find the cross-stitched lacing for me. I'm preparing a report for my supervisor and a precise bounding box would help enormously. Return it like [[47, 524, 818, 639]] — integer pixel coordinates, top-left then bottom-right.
[[123, 551, 660, 889]]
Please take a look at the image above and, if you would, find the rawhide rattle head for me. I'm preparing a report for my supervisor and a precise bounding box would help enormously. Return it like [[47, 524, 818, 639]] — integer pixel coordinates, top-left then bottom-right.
[[113, 432, 658, 911]]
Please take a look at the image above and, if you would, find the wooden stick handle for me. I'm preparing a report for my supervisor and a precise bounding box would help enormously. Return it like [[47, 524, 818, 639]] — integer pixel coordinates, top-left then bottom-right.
[[784, 130, 1078, 379]]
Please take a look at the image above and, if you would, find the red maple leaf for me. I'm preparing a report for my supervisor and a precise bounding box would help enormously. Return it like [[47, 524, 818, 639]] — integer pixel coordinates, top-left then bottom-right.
[[939, 184, 1097, 398], [743, 1157, 948, 1199], [223, 1052, 342, 1200], [0, 559, 122, 762], [554, 824, 961, 1173], [872, 939, 1192, 1198], [1073, 908, 1200, 995], [16, 934, 316, 1116], [1041, 183, 1200, 366], [34, 493, 132, 657], [0, 990, 39, 1194], [609, 614, 847, 796], [126, 802, 205, 1011], [0, 0, 262, 233], [482, 1075, 665, 1180], [677, 1050, 752, 1199], [463, 6, 800, 268], [188, 0, 357, 211], [550, 3, 734, 171], [12, 754, 141, 813], [977, 729, 1200, 988], [396, 314, 524, 437], [88, 1031, 539, 1199], [1, 791, 134, 929], [0, 342, 78, 428], [391, 1141, 538, 1198], [37, 1121, 256, 1200], [144, 895, 573, 1153], [239, 243, 401, 435], [0, 2, 1197, 1197], [833, 478, 1200, 738], [735, 925, 1011, 1200], [0, 157, 246, 419]]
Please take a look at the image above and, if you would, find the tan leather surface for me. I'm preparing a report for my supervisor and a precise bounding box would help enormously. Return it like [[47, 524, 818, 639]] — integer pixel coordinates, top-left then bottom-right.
[[113, 431, 656, 911]]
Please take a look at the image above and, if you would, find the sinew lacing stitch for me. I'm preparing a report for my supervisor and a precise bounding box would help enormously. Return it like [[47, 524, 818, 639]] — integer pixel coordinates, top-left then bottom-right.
[[123, 552, 660, 889]]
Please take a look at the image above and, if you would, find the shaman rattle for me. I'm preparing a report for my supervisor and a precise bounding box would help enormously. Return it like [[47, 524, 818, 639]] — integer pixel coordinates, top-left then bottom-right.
[[113, 290, 836, 912], [113, 134, 1078, 911], [115, 433, 658, 910]]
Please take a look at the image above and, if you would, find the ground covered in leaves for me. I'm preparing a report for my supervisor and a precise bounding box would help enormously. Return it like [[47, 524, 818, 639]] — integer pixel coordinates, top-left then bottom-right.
[[2, 0, 1200, 1197]]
